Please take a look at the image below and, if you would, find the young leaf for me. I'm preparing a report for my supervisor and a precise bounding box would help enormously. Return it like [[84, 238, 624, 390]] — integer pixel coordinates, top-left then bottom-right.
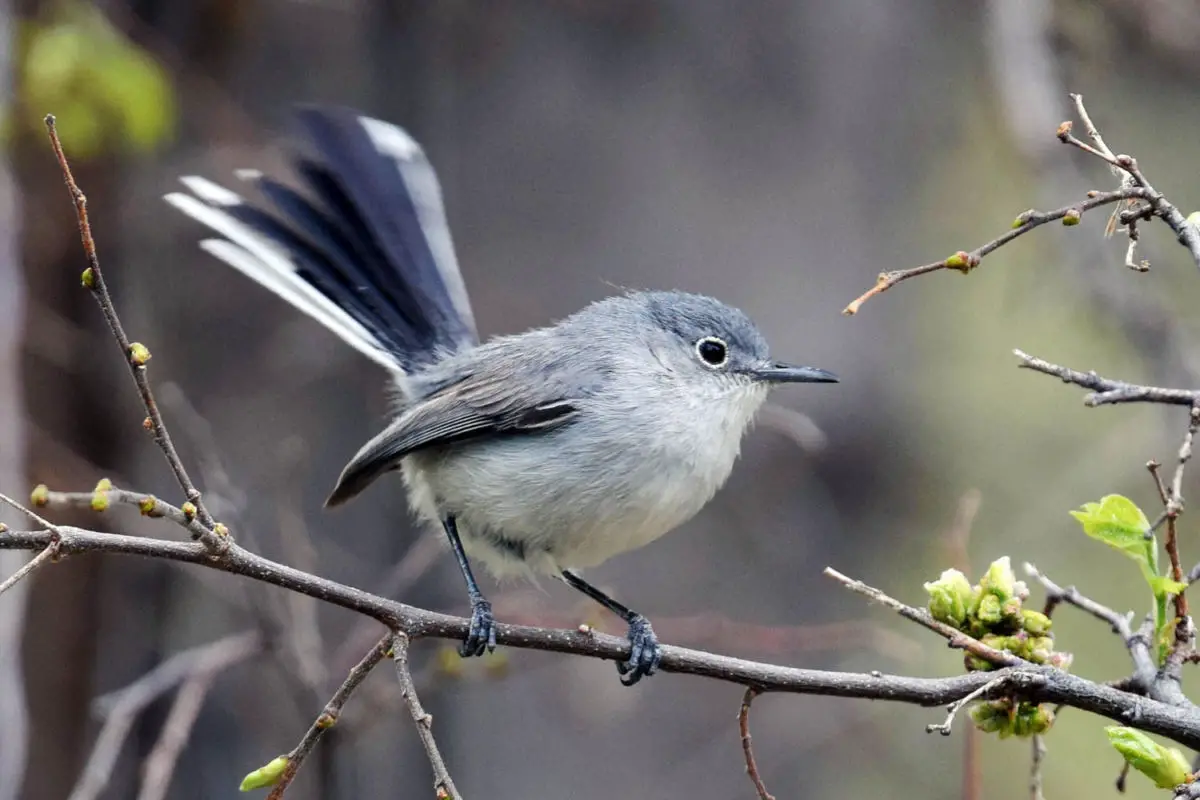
[[239, 756, 289, 792], [1070, 495, 1152, 568], [1106, 727, 1191, 789], [1148, 576, 1187, 597]]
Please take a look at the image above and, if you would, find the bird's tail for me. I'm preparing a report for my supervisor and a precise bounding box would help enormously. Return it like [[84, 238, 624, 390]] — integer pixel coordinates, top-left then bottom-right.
[[165, 106, 478, 373]]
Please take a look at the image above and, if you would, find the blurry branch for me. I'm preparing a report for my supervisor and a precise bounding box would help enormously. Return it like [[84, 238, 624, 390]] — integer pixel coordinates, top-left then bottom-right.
[[738, 688, 775, 800], [843, 95, 1200, 315], [266, 636, 391, 799], [1014, 349, 1200, 408], [67, 631, 261, 800]]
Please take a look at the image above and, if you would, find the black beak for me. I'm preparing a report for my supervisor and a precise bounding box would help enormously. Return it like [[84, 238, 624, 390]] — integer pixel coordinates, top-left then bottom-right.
[[751, 362, 839, 384]]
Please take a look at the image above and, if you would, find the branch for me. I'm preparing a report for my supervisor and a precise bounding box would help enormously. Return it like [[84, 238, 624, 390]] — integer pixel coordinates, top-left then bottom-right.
[[68, 632, 260, 800], [738, 688, 775, 800], [136, 672, 218, 800], [1013, 350, 1200, 407], [44, 115, 220, 546], [8, 525, 1200, 748], [842, 187, 1149, 315], [824, 567, 1024, 667], [392, 633, 461, 800], [1023, 563, 1156, 688], [266, 635, 391, 799], [843, 93, 1200, 315], [0, 541, 57, 596]]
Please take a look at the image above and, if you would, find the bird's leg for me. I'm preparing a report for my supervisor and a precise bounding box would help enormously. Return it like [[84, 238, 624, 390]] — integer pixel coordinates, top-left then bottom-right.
[[441, 515, 496, 657], [561, 569, 661, 685]]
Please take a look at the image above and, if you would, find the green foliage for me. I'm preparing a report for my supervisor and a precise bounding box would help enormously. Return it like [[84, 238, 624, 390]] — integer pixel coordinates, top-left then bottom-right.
[[239, 756, 289, 792], [1070, 495, 1186, 662], [925, 557, 1068, 738], [18, 2, 176, 159], [1106, 727, 1192, 789]]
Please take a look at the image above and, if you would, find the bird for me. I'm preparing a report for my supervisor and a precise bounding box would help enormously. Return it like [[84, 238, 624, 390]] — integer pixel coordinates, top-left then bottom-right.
[[164, 106, 838, 685]]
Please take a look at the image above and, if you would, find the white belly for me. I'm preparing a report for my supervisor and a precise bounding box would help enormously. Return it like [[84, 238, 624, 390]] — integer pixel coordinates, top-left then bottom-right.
[[401, 382, 768, 580]]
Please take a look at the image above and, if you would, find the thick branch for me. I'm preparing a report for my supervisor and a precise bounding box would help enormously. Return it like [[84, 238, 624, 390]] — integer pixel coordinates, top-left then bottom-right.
[[4, 526, 1200, 748]]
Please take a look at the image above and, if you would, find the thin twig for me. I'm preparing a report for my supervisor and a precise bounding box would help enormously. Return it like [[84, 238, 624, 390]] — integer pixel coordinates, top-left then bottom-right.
[[842, 187, 1150, 315], [824, 567, 1024, 667], [738, 687, 776, 800], [69, 632, 260, 800], [1060, 95, 1200, 269], [43, 115, 218, 540], [1024, 563, 1156, 688], [392, 632, 461, 800], [0, 541, 57, 596], [1030, 734, 1046, 800], [1013, 350, 1200, 407], [36, 486, 217, 544], [265, 635, 390, 798], [942, 490, 982, 800], [136, 672, 218, 800], [926, 675, 1009, 736]]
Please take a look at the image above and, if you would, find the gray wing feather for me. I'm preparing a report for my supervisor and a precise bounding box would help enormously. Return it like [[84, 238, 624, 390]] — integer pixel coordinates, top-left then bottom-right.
[[325, 362, 582, 507]]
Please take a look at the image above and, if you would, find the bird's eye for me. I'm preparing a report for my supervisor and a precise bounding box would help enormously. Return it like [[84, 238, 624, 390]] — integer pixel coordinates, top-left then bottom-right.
[[695, 336, 728, 367]]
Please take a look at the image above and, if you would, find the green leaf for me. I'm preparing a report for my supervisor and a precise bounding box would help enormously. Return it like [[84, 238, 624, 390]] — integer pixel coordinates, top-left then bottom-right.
[[239, 756, 289, 792], [1106, 727, 1191, 788], [1070, 495, 1152, 565]]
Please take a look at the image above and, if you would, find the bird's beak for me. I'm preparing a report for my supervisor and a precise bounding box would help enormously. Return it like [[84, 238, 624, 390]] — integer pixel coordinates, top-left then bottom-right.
[[750, 362, 839, 384]]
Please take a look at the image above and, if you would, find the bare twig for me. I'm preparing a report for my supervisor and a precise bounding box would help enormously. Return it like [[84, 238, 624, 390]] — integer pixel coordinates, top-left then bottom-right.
[[1014, 350, 1200, 407], [0, 541, 57, 596], [842, 187, 1150, 315], [738, 687, 776, 800], [44, 115, 219, 542], [392, 633, 461, 799], [266, 635, 391, 798], [35, 486, 216, 544], [845, 94, 1200, 315], [1030, 734, 1046, 800], [69, 632, 260, 800], [1059, 95, 1200, 269], [824, 567, 1023, 667], [136, 672, 217, 800], [926, 675, 1009, 736], [1023, 563, 1156, 688]]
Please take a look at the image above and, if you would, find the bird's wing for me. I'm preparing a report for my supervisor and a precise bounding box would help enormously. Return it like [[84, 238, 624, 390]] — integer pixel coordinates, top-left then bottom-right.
[[325, 355, 585, 506]]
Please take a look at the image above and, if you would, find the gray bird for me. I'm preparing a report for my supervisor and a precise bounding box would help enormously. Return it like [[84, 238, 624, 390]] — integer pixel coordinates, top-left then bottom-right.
[[165, 107, 837, 684]]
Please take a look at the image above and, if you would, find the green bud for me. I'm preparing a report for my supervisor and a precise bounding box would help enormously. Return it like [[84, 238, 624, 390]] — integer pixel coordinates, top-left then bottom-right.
[[81, 267, 95, 289], [1000, 597, 1023, 621], [963, 653, 996, 672], [138, 496, 161, 517], [979, 557, 1017, 601], [1106, 726, 1192, 789], [128, 342, 151, 366], [976, 593, 1003, 626], [1027, 636, 1055, 664], [1062, 208, 1082, 226], [970, 699, 1013, 734], [213, 522, 230, 537], [315, 713, 336, 730], [1047, 650, 1073, 670], [944, 251, 979, 274], [1022, 610, 1052, 635], [924, 568, 974, 628], [181, 501, 197, 520], [1186, 211, 1200, 229], [90, 491, 109, 513], [239, 755, 289, 791], [30, 485, 49, 507], [1011, 703, 1055, 737]]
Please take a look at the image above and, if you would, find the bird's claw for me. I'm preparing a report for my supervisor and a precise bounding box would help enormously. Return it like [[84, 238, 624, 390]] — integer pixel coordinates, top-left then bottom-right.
[[617, 613, 661, 685], [460, 597, 496, 657]]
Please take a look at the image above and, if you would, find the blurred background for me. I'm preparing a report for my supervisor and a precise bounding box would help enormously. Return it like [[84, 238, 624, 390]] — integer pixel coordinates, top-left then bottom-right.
[[3, 0, 1200, 797]]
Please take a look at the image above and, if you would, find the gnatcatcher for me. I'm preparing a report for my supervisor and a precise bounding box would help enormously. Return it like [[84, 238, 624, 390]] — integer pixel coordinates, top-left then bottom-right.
[[165, 107, 837, 685]]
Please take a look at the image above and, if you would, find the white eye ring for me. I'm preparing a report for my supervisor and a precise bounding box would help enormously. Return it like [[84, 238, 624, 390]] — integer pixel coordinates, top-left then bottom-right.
[[694, 336, 729, 368]]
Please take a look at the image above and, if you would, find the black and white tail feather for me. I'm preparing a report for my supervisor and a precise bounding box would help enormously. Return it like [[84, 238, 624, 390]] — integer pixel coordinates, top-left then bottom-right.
[[164, 106, 477, 377]]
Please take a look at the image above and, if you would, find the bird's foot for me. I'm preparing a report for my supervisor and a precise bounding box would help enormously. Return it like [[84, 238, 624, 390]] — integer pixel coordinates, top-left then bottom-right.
[[616, 613, 661, 686], [460, 596, 496, 657]]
